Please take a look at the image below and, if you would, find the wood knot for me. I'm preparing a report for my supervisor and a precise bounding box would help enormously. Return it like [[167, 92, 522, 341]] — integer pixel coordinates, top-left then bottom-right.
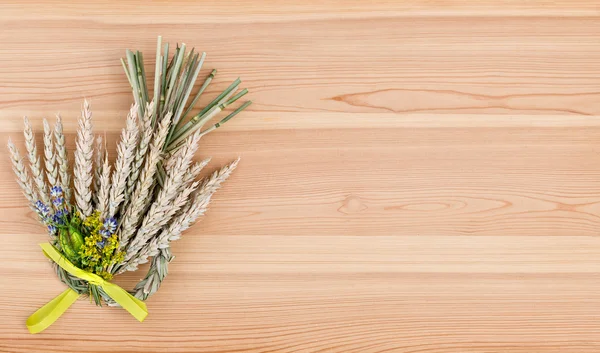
[[338, 195, 367, 214]]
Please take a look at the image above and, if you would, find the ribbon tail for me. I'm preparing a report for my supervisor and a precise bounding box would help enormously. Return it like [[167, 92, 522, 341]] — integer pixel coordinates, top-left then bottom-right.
[[101, 282, 148, 322], [26, 288, 80, 334]]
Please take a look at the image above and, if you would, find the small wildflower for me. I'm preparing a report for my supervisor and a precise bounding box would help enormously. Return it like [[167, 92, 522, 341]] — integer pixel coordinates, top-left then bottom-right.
[[52, 197, 64, 207], [55, 208, 67, 218], [35, 201, 50, 217], [103, 217, 117, 234], [82, 210, 102, 233], [48, 225, 57, 235], [96, 270, 113, 281], [99, 229, 111, 238], [79, 229, 123, 281], [52, 213, 65, 225], [50, 186, 63, 198]]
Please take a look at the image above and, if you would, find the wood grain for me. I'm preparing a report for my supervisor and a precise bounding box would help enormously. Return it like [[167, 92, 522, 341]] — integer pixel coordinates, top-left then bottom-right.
[[1, 1, 600, 352]]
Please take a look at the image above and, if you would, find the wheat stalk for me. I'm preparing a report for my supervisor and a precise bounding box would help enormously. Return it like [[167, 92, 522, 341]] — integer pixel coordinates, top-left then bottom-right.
[[183, 158, 211, 185], [171, 157, 239, 241], [118, 113, 172, 249], [97, 154, 111, 220], [123, 131, 201, 263], [132, 159, 239, 298], [125, 102, 154, 204], [107, 104, 139, 219], [42, 119, 58, 189], [124, 179, 200, 271], [7, 138, 38, 211], [163, 147, 182, 170], [73, 100, 95, 218], [93, 136, 105, 207], [9, 38, 251, 307], [23, 117, 50, 205], [126, 159, 237, 274], [54, 114, 71, 203], [161, 141, 209, 175]]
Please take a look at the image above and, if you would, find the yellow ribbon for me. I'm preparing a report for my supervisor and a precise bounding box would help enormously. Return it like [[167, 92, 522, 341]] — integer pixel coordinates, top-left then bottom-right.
[[26, 243, 148, 334]]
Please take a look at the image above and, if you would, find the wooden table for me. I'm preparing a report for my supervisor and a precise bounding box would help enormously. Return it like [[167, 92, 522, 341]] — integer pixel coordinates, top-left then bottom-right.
[[1, 1, 600, 352]]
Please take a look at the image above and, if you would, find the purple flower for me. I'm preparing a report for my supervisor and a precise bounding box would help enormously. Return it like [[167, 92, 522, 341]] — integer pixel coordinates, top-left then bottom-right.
[[55, 209, 66, 218], [52, 213, 65, 225], [35, 201, 50, 217], [96, 240, 106, 249], [48, 225, 57, 235], [52, 197, 64, 207], [50, 186, 63, 198], [99, 229, 111, 238]]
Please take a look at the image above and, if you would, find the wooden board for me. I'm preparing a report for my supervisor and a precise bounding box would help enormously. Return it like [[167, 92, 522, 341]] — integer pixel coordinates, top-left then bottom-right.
[[1, 1, 600, 352]]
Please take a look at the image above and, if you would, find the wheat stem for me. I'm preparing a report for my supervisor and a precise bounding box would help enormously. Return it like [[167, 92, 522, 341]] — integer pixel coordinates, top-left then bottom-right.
[[200, 101, 252, 137], [181, 69, 216, 121], [125, 50, 145, 118], [167, 78, 240, 147], [152, 36, 163, 124]]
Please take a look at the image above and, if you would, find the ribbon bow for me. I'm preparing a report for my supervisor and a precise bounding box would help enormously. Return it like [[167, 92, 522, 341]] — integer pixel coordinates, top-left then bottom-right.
[[26, 243, 148, 334]]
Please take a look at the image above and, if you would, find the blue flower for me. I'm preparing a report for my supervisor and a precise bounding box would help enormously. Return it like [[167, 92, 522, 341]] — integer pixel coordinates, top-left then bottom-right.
[[103, 217, 117, 234], [99, 229, 111, 238], [52, 213, 65, 225], [50, 186, 63, 198], [35, 201, 50, 217], [96, 240, 106, 249], [52, 197, 64, 207], [48, 225, 57, 235], [55, 209, 66, 218]]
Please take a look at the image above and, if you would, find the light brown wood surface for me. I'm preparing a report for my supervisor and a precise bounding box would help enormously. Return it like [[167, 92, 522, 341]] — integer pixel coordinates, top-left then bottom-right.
[[2, 1, 600, 352]]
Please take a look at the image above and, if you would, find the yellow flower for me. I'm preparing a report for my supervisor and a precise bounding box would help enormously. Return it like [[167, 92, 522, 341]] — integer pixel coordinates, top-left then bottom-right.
[[78, 214, 125, 280], [97, 271, 113, 281], [82, 210, 103, 233]]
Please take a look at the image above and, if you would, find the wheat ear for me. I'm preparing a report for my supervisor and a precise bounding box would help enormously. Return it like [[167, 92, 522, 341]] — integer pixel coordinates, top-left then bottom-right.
[[97, 154, 111, 220], [124, 179, 200, 271], [169, 157, 239, 241], [123, 131, 201, 262], [23, 117, 50, 205], [119, 113, 172, 249], [182, 158, 211, 185], [132, 159, 239, 298], [129, 158, 211, 266], [93, 136, 105, 206], [107, 104, 139, 219], [74, 99, 95, 218], [7, 138, 38, 211], [125, 101, 154, 203], [54, 114, 71, 202], [42, 119, 58, 189]]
